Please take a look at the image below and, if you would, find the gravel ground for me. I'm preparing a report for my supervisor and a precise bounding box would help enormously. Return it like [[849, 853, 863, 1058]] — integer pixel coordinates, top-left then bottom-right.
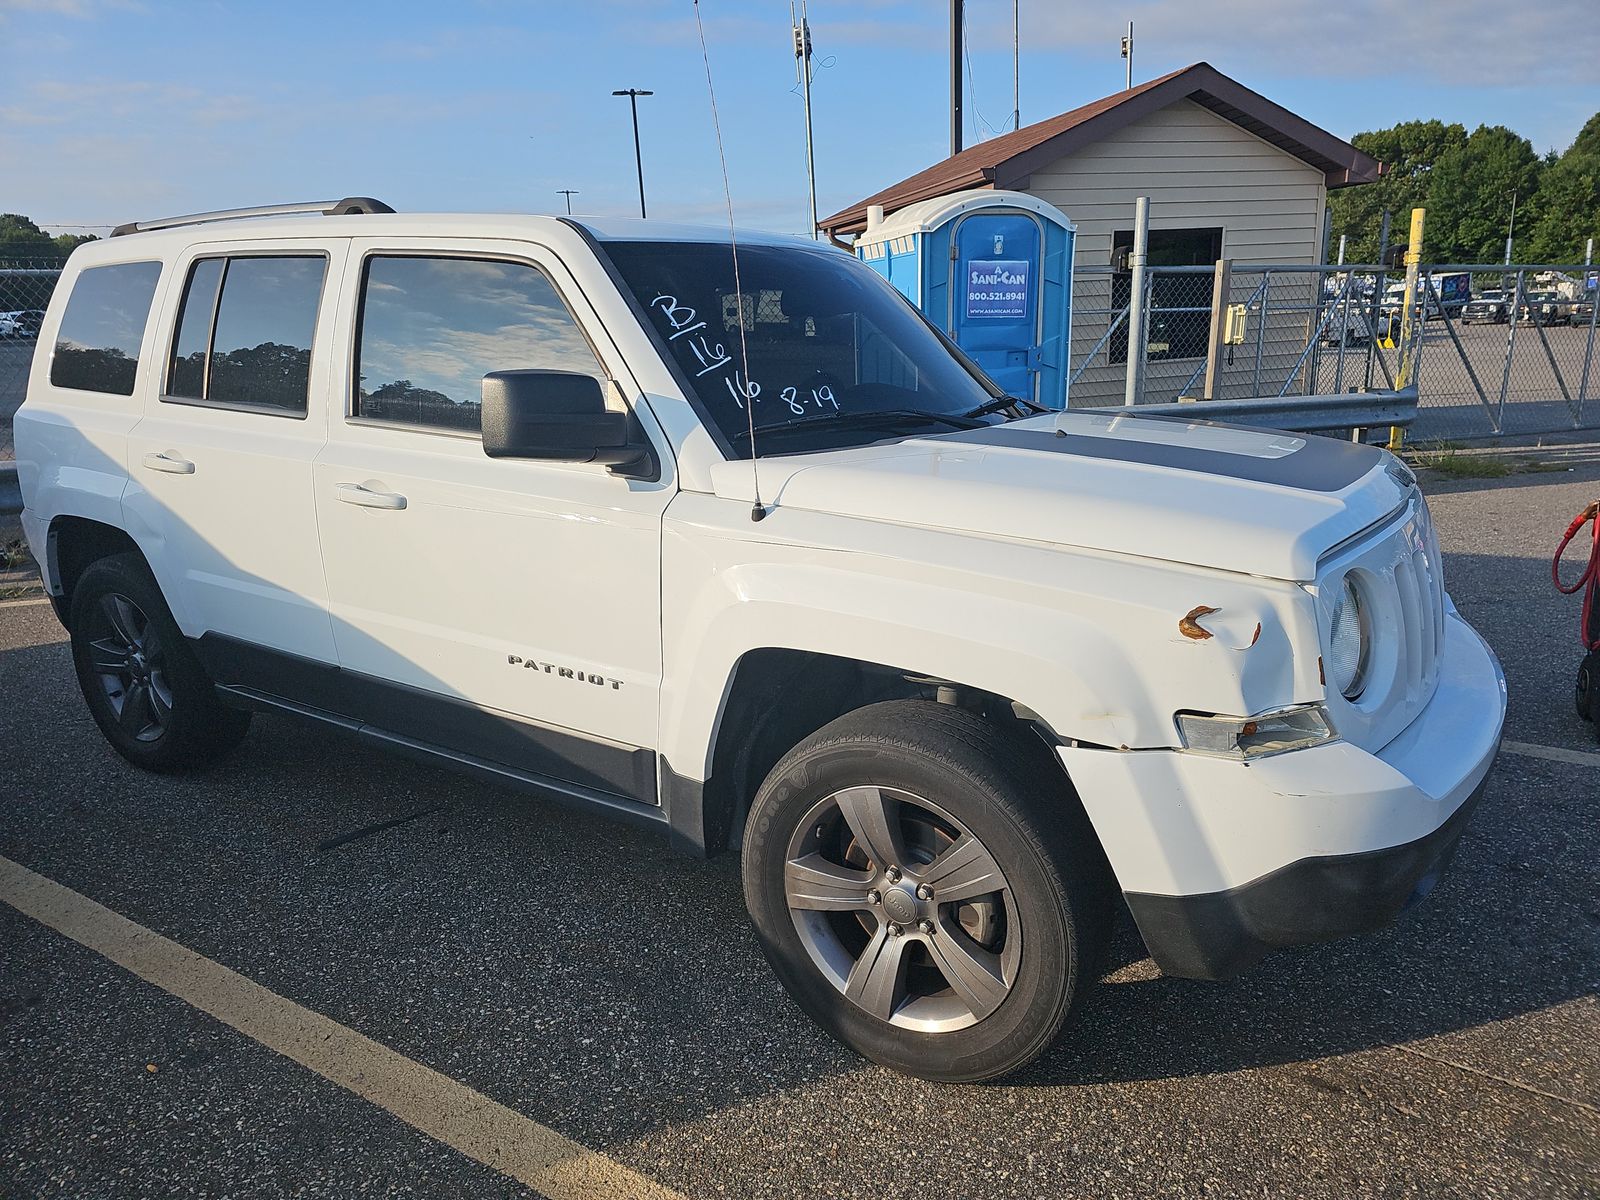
[[1, 461, 1597, 1199]]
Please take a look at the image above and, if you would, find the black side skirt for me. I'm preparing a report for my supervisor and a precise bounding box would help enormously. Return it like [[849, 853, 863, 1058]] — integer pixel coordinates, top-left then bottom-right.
[[195, 633, 667, 833]]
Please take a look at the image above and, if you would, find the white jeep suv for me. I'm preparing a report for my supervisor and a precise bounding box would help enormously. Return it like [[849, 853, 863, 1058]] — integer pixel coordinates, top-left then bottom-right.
[[14, 199, 1506, 1082]]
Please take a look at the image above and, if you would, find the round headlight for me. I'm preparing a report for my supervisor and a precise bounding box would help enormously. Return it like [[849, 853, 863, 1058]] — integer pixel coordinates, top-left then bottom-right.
[[1326, 576, 1370, 699]]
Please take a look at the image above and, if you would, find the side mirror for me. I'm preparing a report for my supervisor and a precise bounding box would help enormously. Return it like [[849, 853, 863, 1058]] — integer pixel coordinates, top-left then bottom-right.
[[480, 370, 643, 466]]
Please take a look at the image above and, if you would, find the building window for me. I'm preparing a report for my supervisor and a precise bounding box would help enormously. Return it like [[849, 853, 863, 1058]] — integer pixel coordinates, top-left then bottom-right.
[[50, 261, 163, 395], [1110, 227, 1223, 364]]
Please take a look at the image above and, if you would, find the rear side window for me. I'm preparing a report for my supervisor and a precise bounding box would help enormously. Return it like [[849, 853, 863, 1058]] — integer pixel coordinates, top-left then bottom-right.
[[353, 255, 607, 433], [165, 255, 326, 415], [50, 261, 163, 395]]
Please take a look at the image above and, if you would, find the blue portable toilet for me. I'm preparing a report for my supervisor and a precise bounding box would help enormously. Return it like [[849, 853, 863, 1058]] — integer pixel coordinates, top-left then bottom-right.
[[855, 189, 1075, 408]]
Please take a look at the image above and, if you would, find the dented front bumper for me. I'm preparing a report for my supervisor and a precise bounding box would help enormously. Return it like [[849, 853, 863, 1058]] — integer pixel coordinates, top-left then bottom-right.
[[1058, 610, 1506, 979]]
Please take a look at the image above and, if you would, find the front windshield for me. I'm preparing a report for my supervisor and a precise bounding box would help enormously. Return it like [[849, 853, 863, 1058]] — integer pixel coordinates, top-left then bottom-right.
[[598, 238, 1000, 458]]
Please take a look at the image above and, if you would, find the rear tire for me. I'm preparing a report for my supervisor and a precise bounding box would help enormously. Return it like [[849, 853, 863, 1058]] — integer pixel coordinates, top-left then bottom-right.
[[742, 700, 1110, 1082], [69, 553, 250, 772]]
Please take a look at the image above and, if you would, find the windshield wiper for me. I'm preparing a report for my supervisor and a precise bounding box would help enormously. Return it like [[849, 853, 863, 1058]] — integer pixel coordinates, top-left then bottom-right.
[[729, 408, 983, 445], [961, 394, 1048, 419]]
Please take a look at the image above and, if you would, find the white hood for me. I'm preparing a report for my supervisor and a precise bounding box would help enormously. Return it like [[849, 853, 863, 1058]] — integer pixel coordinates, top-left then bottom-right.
[[708, 410, 1412, 582]]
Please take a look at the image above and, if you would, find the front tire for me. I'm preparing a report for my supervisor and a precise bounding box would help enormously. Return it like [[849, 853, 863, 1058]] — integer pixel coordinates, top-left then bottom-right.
[[742, 700, 1110, 1082], [69, 553, 250, 772]]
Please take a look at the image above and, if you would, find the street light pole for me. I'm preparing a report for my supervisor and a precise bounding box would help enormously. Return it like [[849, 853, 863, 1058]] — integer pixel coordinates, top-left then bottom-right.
[[1504, 190, 1517, 266], [557, 189, 579, 215], [612, 88, 654, 219]]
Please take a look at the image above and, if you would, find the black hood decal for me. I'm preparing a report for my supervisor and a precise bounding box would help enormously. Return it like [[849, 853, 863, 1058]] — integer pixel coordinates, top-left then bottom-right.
[[942, 418, 1386, 494]]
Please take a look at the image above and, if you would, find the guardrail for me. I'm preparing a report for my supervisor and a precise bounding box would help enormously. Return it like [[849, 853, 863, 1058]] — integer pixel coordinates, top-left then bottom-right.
[[1128, 387, 1418, 434], [1, 463, 20, 517]]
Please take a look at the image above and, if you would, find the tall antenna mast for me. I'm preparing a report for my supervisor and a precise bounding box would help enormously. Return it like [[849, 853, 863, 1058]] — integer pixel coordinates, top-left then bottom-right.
[[1011, 0, 1020, 131], [793, 0, 820, 239], [693, 0, 766, 521], [1121, 21, 1134, 91]]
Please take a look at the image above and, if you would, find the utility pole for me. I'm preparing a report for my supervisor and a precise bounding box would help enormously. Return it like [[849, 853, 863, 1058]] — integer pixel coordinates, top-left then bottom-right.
[[1504, 190, 1517, 266], [612, 88, 654, 219], [1011, 0, 1020, 131], [1121, 21, 1134, 91], [557, 189, 579, 215], [950, 0, 963, 155], [792, 1, 819, 238]]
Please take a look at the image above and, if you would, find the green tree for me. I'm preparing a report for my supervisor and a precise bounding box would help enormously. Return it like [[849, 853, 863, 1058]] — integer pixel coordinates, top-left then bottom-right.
[[1525, 112, 1600, 264], [1570, 111, 1600, 159], [1328, 120, 1466, 261], [1422, 125, 1543, 262], [0, 213, 98, 257]]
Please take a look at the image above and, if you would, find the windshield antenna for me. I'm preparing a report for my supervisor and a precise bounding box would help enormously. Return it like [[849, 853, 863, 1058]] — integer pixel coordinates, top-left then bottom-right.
[[693, 0, 767, 521]]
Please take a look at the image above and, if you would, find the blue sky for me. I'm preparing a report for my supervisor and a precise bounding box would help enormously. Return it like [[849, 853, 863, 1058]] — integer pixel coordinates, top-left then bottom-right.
[[3, 0, 1596, 239]]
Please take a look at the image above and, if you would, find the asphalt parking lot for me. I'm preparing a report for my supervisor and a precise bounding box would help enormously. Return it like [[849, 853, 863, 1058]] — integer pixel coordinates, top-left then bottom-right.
[[2, 457, 1599, 1198]]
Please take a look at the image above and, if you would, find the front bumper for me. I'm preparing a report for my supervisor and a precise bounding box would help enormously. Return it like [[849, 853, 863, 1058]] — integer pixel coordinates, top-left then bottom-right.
[[1059, 610, 1506, 980]]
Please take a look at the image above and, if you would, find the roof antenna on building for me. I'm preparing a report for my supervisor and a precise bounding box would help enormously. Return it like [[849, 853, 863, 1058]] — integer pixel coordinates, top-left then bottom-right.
[[694, 0, 767, 521]]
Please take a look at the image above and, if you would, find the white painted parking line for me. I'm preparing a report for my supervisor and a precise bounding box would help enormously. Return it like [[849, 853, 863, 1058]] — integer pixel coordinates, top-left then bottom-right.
[[0, 856, 686, 1200], [1501, 740, 1600, 769], [0, 595, 51, 609]]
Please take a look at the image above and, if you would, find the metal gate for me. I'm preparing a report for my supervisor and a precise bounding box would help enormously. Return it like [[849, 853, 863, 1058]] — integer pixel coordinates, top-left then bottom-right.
[[1067, 259, 1600, 442]]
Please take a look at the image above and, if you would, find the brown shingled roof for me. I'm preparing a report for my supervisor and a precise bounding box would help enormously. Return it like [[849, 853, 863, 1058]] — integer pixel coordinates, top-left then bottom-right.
[[819, 62, 1381, 237]]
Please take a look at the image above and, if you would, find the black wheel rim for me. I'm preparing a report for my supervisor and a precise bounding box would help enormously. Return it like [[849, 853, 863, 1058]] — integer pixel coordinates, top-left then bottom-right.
[[85, 592, 173, 743]]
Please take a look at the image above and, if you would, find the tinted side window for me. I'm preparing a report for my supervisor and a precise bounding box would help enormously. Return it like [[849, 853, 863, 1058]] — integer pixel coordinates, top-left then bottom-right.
[[209, 257, 325, 412], [168, 257, 224, 400], [355, 256, 606, 432], [163, 255, 325, 414], [50, 261, 163, 395]]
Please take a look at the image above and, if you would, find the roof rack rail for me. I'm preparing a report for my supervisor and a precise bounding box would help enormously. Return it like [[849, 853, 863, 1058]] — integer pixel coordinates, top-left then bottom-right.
[[111, 196, 395, 238]]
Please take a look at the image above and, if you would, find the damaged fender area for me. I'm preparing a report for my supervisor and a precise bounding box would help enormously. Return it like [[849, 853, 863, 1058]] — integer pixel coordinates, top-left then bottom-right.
[[1058, 612, 1505, 974]]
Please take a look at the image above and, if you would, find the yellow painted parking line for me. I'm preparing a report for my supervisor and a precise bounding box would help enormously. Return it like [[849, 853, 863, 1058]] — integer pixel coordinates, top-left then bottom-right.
[[1501, 740, 1600, 769], [0, 595, 52, 609], [0, 856, 686, 1200]]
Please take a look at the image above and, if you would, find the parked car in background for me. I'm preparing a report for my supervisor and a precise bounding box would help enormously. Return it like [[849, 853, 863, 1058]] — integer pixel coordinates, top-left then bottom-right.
[[1518, 293, 1570, 325], [1378, 278, 1452, 321], [0, 312, 20, 338], [1462, 291, 1509, 325], [1320, 305, 1372, 346], [13, 309, 46, 338]]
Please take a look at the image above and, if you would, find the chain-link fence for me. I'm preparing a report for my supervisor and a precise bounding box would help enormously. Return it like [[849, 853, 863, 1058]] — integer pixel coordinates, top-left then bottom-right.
[[1067, 258, 1600, 442], [1, 257, 66, 462], [4, 252, 1597, 450]]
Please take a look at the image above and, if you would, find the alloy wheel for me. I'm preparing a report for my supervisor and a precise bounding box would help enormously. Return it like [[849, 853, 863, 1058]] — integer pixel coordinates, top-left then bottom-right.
[[783, 784, 1020, 1032], [84, 592, 173, 743]]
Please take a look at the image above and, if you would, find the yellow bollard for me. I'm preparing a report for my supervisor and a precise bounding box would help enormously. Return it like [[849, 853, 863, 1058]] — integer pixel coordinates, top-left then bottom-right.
[[1389, 207, 1426, 452]]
